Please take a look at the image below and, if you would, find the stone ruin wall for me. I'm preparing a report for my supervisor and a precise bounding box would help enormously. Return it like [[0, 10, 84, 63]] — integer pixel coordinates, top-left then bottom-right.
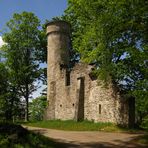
[[70, 63, 129, 125], [46, 61, 129, 125], [45, 20, 135, 126]]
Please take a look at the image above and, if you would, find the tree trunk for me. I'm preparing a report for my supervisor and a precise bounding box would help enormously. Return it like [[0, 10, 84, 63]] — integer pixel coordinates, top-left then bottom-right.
[[25, 84, 29, 122]]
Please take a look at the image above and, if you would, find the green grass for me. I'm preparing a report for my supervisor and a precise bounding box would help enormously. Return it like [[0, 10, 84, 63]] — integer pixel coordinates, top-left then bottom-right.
[[22, 120, 136, 132]]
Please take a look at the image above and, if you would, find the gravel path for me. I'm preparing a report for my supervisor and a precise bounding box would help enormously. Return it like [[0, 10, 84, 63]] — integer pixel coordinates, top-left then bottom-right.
[[23, 126, 147, 148]]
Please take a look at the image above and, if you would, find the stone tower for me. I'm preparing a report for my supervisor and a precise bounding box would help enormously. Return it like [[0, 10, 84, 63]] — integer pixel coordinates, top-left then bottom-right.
[[46, 21, 71, 119]]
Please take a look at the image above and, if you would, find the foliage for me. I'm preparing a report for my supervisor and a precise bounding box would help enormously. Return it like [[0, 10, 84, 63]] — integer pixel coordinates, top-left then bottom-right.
[[1, 48, 25, 121], [0, 62, 10, 120], [0, 62, 21, 121], [2, 12, 43, 121], [37, 21, 48, 86], [29, 96, 47, 121], [64, 0, 148, 125]]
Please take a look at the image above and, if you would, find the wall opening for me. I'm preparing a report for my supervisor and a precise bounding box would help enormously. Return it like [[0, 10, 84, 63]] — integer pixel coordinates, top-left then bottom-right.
[[89, 68, 97, 81], [65, 69, 70, 86], [76, 77, 85, 121], [99, 104, 101, 114], [50, 81, 56, 93], [128, 96, 135, 128]]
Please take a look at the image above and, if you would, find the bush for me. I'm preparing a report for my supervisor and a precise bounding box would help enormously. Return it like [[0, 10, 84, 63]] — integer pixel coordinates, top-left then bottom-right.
[[29, 96, 47, 121]]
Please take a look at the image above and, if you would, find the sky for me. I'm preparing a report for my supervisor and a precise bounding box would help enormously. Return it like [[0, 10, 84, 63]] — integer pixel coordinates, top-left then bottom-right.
[[0, 0, 67, 43], [0, 0, 67, 35], [0, 0, 68, 98]]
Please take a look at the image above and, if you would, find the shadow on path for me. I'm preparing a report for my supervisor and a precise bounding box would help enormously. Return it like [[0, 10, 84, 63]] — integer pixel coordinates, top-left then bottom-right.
[[24, 126, 148, 148], [49, 137, 147, 148]]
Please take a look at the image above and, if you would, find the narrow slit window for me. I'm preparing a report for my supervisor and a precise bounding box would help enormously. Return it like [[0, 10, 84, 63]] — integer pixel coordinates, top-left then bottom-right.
[[99, 104, 101, 114], [65, 70, 70, 86]]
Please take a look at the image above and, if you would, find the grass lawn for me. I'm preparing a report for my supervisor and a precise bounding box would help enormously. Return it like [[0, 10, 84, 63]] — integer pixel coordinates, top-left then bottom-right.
[[22, 120, 143, 132]]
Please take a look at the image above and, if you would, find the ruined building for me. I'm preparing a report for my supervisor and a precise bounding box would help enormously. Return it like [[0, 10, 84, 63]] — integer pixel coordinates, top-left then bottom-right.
[[45, 20, 135, 126]]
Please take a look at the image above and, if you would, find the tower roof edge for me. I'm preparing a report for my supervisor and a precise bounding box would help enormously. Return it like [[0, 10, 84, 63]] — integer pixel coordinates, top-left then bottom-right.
[[46, 20, 71, 36]]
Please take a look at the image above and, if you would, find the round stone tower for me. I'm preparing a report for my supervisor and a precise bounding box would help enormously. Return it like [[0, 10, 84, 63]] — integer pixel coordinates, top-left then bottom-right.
[[46, 20, 71, 119]]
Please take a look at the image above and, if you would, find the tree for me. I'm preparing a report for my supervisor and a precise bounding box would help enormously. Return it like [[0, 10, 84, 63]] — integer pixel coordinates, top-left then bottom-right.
[[29, 96, 47, 121], [36, 22, 47, 85], [64, 0, 148, 124], [0, 61, 20, 121], [0, 62, 9, 120], [2, 12, 42, 121]]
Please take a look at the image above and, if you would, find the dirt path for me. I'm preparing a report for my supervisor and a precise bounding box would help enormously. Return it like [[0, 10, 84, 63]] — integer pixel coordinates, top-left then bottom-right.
[[23, 126, 147, 148]]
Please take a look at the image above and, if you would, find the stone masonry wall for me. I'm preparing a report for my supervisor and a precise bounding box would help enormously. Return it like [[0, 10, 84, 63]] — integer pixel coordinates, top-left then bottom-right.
[[70, 63, 129, 125], [46, 21, 71, 119]]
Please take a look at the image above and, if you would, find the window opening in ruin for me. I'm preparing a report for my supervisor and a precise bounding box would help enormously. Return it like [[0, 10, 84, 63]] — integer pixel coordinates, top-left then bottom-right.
[[89, 68, 97, 81], [77, 77, 85, 121], [60, 63, 67, 70], [72, 103, 75, 107], [99, 104, 101, 114], [60, 104, 62, 107], [65, 69, 70, 86], [128, 96, 135, 128]]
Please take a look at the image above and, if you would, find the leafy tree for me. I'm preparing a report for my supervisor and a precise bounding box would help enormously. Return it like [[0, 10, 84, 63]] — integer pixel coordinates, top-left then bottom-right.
[[0, 62, 20, 121], [29, 96, 47, 121], [37, 22, 47, 85], [2, 12, 43, 121], [64, 0, 148, 124], [0, 62, 9, 120]]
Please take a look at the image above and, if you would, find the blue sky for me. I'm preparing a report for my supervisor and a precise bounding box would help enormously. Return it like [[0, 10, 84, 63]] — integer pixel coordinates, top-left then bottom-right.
[[0, 0, 67, 98], [0, 0, 67, 35]]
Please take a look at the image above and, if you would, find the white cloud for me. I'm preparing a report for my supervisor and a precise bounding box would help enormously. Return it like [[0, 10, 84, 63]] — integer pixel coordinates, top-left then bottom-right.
[[0, 36, 5, 48]]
